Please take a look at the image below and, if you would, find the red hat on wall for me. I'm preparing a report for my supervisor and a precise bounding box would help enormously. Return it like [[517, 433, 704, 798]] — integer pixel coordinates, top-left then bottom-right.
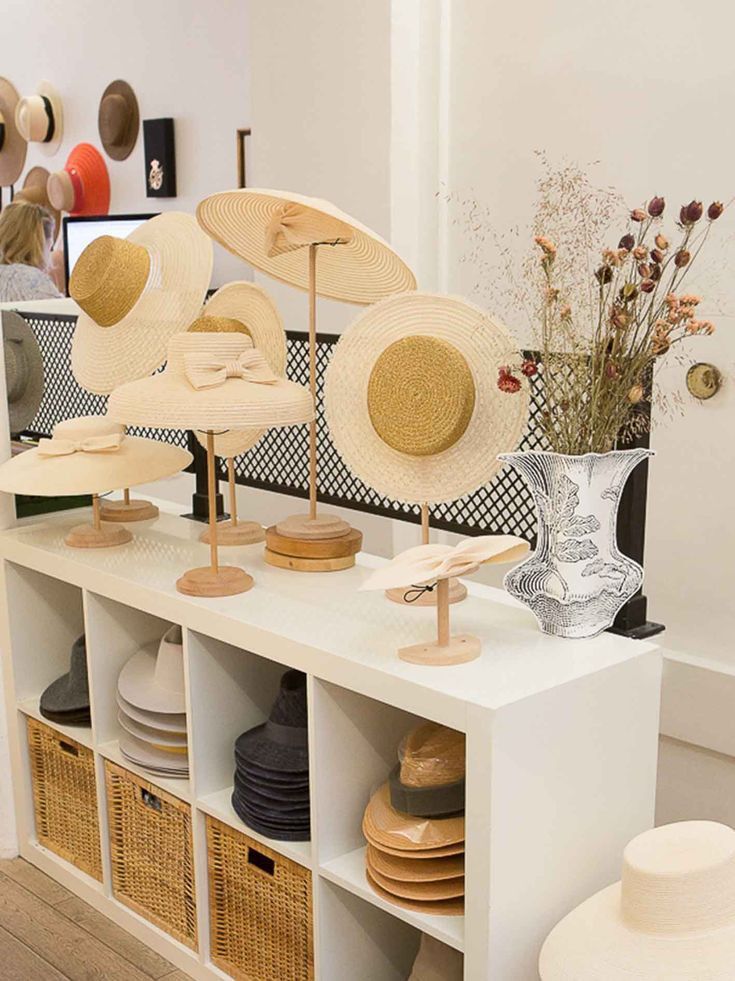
[[46, 143, 110, 216]]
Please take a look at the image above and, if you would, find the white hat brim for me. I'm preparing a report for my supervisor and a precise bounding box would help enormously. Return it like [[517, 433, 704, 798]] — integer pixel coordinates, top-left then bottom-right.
[[71, 213, 213, 395], [36, 80, 63, 157], [197, 188, 416, 305], [0, 435, 190, 497], [324, 292, 529, 505], [117, 644, 186, 714], [539, 882, 735, 979]]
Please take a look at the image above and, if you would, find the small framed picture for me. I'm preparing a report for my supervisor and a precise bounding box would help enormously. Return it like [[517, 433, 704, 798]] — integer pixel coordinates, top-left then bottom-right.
[[143, 118, 176, 198]]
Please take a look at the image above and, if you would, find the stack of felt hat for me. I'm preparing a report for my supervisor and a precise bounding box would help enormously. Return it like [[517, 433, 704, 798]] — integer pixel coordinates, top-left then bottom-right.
[[40, 636, 91, 726], [231, 669, 310, 842], [116, 625, 188, 779], [362, 723, 465, 916]]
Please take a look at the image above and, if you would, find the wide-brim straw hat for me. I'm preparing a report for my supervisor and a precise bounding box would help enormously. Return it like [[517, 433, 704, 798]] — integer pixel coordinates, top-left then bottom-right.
[[363, 783, 464, 851], [539, 821, 735, 980], [117, 625, 186, 715], [365, 853, 464, 901], [15, 166, 61, 241], [0, 414, 191, 496], [188, 281, 287, 458], [14, 80, 63, 156], [197, 187, 416, 304], [107, 332, 313, 432], [366, 868, 464, 916], [70, 212, 214, 394], [98, 79, 139, 161], [2, 310, 44, 436], [325, 292, 529, 505], [47, 143, 109, 216], [0, 78, 27, 185], [367, 844, 464, 883]]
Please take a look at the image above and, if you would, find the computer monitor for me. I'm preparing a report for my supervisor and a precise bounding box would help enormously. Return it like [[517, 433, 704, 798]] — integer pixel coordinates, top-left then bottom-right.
[[62, 213, 158, 296]]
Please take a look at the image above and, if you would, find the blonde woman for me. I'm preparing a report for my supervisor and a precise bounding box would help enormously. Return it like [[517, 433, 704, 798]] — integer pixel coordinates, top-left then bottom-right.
[[0, 201, 61, 301]]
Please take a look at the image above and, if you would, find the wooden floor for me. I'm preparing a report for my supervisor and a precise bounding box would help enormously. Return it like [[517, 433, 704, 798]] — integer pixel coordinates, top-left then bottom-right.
[[0, 858, 189, 980]]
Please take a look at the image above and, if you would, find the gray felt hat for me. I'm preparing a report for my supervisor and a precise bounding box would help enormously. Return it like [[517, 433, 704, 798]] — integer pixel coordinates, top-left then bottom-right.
[[2, 311, 43, 437], [40, 636, 89, 714]]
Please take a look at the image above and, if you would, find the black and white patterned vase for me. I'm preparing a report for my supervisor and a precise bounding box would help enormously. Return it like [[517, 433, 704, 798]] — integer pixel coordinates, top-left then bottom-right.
[[498, 449, 654, 639]]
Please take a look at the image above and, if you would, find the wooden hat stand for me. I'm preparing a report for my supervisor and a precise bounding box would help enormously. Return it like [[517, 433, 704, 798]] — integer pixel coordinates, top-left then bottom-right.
[[65, 494, 132, 549], [385, 504, 467, 608], [100, 487, 159, 523], [200, 458, 265, 547], [398, 578, 479, 666]]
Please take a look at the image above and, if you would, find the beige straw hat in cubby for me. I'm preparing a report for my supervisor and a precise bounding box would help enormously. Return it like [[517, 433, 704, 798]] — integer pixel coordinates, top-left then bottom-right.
[[0, 415, 191, 497], [0, 78, 27, 185], [539, 821, 735, 980], [363, 783, 465, 852], [324, 292, 529, 505], [196, 188, 416, 304], [70, 212, 213, 395], [188, 281, 287, 459], [14, 80, 63, 156]]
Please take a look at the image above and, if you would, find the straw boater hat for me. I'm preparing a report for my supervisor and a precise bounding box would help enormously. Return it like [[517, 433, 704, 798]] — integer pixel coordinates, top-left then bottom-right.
[[363, 783, 464, 853], [325, 292, 529, 505], [117, 626, 186, 714], [2, 310, 44, 436], [98, 80, 139, 161], [15, 166, 61, 240], [107, 332, 313, 433], [70, 213, 213, 394], [47, 143, 110, 216], [14, 81, 63, 156], [0, 415, 191, 496], [390, 723, 465, 819], [0, 78, 27, 185], [196, 188, 416, 304], [188, 281, 287, 458], [540, 821, 735, 980]]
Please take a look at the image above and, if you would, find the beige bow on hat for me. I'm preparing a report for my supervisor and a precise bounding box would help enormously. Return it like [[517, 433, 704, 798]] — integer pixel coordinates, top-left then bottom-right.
[[264, 202, 353, 257], [184, 348, 278, 390], [37, 433, 124, 457]]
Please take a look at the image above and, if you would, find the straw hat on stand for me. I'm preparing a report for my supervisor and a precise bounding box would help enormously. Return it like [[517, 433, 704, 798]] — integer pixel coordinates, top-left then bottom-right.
[[197, 187, 416, 572], [107, 331, 313, 597], [0, 78, 27, 186]]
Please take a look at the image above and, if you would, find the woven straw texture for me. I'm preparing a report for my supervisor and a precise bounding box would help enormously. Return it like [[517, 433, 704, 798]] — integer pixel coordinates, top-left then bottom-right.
[[27, 717, 102, 881], [70, 236, 150, 327], [190, 282, 288, 458], [107, 333, 313, 432], [197, 188, 416, 305], [325, 291, 529, 505], [71, 213, 213, 395], [105, 761, 198, 950], [206, 816, 314, 981]]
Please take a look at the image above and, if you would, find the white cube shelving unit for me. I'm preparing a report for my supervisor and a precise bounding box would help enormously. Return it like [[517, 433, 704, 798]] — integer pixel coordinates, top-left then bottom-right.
[[0, 508, 662, 980]]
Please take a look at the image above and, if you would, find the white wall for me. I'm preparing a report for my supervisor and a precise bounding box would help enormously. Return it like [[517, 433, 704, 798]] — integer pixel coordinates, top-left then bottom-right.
[[1, 0, 250, 284]]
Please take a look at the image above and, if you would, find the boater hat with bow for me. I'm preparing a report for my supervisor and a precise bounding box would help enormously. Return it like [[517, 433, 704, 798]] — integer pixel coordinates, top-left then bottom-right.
[[14, 80, 63, 156]]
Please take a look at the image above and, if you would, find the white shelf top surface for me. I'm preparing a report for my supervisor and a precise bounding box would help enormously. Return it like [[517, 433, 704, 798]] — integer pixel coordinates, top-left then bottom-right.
[[0, 508, 657, 717]]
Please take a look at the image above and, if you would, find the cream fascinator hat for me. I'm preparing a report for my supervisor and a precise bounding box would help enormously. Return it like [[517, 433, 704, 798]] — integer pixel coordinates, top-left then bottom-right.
[[325, 292, 529, 506], [540, 821, 735, 980], [14, 81, 63, 156], [70, 213, 213, 394]]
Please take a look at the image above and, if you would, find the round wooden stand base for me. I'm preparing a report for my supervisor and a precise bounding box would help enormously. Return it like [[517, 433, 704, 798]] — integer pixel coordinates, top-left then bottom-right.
[[264, 548, 356, 573], [99, 499, 159, 523], [398, 633, 481, 666], [200, 521, 265, 547], [265, 526, 362, 572], [65, 523, 133, 549], [386, 577, 468, 607], [275, 513, 352, 541], [176, 565, 253, 597]]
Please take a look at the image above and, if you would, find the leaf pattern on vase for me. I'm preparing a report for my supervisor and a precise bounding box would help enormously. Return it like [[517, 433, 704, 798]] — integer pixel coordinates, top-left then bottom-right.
[[536, 474, 600, 598], [581, 557, 631, 594]]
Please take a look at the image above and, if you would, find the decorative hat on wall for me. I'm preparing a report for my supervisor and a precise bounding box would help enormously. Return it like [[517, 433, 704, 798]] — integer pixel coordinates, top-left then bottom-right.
[[15, 166, 61, 241], [47, 143, 110, 216], [98, 80, 139, 161], [539, 821, 735, 980], [69, 212, 213, 394], [0, 78, 27, 185], [14, 81, 63, 156], [2, 310, 43, 436]]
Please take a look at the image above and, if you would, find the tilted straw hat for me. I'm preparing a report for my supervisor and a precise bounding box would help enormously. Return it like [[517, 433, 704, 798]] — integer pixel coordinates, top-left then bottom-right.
[[14, 81, 63, 156], [47, 143, 110, 216], [187, 281, 287, 458], [0, 78, 27, 185], [325, 292, 529, 505], [15, 166, 61, 241], [196, 188, 416, 304], [98, 80, 139, 161], [107, 332, 313, 432], [70, 212, 213, 394], [2, 310, 44, 436], [0, 414, 191, 496], [539, 821, 735, 980]]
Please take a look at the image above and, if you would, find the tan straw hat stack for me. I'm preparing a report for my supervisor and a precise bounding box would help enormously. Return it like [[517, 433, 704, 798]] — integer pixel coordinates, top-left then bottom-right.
[[540, 821, 735, 980], [0, 78, 27, 186], [197, 187, 416, 572], [108, 332, 313, 597], [14, 81, 63, 156], [189, 281, 288, 546], [362, 723, 467, 916]]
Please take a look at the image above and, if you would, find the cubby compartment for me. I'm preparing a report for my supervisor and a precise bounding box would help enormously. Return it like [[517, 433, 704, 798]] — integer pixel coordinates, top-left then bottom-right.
[[105, 760, 198, 950]]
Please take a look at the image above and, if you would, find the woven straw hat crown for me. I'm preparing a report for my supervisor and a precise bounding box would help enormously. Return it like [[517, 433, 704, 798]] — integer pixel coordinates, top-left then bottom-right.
[[399, 723, 465, 788], [70, 235, 151, 327]]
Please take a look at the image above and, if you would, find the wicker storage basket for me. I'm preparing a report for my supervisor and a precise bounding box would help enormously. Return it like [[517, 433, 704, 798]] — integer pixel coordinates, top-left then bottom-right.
[[105, 761, 197, 950], [26, 717, 102, 881], [207, 815, 314, 981]]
